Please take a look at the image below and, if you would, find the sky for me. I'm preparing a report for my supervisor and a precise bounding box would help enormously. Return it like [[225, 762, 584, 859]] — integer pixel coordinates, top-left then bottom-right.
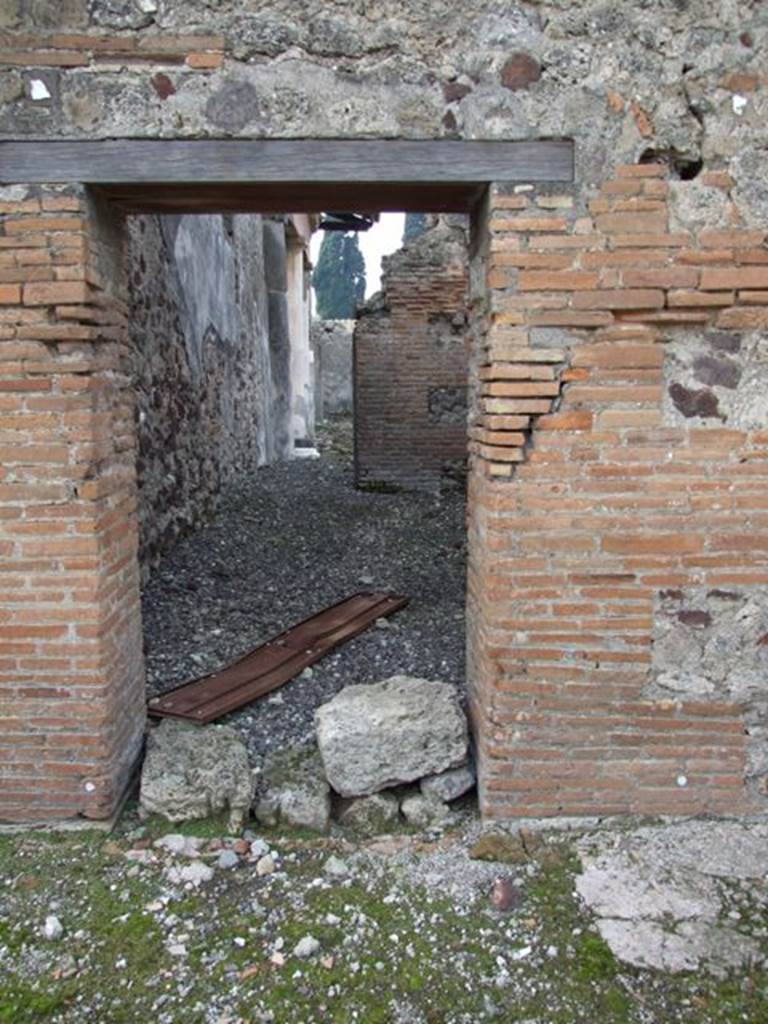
[[309, 212, 406, 303]]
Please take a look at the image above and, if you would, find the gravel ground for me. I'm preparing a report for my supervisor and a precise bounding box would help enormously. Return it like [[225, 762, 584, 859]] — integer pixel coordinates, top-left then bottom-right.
[[141, 420, 467, 764], [3, 815, 766, 1024]]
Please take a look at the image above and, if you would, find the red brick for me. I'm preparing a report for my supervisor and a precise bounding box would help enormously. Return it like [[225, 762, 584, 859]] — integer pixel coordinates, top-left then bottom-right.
[[518, 270, 598, 291], [572, 289, 664, 310], [700, 267, 768, 290], [23, 281, 89, 306], [615, 164, 667, 178]]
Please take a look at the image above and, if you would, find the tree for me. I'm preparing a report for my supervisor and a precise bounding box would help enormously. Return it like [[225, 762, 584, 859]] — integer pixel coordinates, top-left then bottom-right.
[[312, 231, 366, 319], [402, 213, 427, 244]]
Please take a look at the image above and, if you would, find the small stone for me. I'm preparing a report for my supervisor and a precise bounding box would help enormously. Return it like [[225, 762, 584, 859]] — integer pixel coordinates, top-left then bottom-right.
[[420, 763, 475, 802], [375, 617, 390, 629], [400, 793, 450, 828], [250, 839, 270, 859], [510, 945, 532, 960], [232, 838, 250, 855], [323, 855, 350, 878], [500, 52, 541, 91], [256, 854, 275, 876], [338, 792, 400, 837], [270, 951, 285, 966], [217, 849, 240, 870], [166, 860, 214, 886], [293, 935, 320, 959], [490, 876, 523, 912], [43, 915, 63, 941], [168, 943, 187, 957], [155, 834, 202, 857]]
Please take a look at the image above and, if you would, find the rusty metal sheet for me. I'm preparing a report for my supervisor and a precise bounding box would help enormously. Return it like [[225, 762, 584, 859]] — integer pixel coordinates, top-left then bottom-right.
[[147, 591, 408, 724]]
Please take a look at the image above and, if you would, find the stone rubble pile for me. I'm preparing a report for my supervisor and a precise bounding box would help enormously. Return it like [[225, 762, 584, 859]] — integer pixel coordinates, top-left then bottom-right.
[[139, 675, 476, 836]]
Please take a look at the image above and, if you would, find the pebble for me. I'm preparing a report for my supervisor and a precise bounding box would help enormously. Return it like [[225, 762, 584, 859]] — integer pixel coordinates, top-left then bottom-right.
[[256, 854, 275, 876], [293, 935, 321, 959], [166, 861, 214, 886], [250, 839, 270, 859], [43, 915, 63, 941], [323, 855, 349, 878], [217, 850, 240, 870]]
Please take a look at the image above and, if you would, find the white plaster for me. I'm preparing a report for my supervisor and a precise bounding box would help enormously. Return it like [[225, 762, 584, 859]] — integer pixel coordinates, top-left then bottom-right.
[[29, 79, 51, 101]]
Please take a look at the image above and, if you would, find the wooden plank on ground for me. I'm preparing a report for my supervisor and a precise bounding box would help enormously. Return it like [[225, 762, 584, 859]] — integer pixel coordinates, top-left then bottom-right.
[[147, 591, 408, 724]]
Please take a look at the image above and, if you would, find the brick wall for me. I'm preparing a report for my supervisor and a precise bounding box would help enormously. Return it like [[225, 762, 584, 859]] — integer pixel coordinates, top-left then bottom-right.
[[467, 163, 768, 820], [0, 185, 145, 821], [354, 219, 470, 491]]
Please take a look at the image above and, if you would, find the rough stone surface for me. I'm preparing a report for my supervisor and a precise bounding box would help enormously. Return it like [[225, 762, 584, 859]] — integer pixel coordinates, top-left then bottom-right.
[[312, 319, 354, 419], [337, 792, 401, 836], [130, 213, 298, 576], [400, 793, 451, 828], [420, 763, 476, 803], [254, 745, 331, 833], [314, 675, 468, 798], [664, 329, 768, 429], [648, 585, 768, 797], [575, 820, 768, 976], [139, 719, 254, 832]]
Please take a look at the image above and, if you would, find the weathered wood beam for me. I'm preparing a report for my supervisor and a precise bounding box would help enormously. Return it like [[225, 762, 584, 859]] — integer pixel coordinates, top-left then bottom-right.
[[92, 181, 486, 214], [0, 139, 574, 186]]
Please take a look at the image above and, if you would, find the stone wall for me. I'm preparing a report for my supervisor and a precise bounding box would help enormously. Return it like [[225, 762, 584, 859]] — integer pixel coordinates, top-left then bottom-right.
[[129, 212, 280, 572], [2, 1, 768, 824], [354, 219, 470, 491], [312, 318, 354, 420]]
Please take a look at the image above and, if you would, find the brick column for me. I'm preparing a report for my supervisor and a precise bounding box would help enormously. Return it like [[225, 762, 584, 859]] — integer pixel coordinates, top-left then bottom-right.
[[0, 185, 144, 822], [468, 168, 766, 821]]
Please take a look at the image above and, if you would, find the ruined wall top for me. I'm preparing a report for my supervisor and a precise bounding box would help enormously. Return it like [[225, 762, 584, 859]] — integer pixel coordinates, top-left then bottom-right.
[[1, 1, 766, 213]]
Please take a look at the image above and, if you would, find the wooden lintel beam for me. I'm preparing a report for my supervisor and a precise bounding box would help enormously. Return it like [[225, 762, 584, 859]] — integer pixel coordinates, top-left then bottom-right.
[[0, 138, 574, 187]]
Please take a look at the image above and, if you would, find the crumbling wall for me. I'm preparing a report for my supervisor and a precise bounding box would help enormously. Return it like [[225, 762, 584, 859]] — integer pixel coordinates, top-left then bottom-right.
[[312, 319, 354, 420], [129, 213, 292, 573], [354, 219, 470, 490]]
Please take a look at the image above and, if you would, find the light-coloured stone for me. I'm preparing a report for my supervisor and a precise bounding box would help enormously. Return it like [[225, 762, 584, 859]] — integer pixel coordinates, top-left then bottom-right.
[[293, 934, 320, 958], [165, 860, 214, 887], [420, 763, 475, 802], [139, 719, 254, 832], [315, 676, 468, 797], [575, 821, 768, 976], [254, 745, 331, 833], [323, 855, 350, 878]]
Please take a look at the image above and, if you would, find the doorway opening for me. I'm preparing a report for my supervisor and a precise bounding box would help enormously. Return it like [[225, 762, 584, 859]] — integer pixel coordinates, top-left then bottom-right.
[[133, 201, 473, 764]]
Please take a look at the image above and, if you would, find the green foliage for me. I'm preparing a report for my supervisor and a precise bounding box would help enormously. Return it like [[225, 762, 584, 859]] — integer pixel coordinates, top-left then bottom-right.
[[312, 230, 366, 319], [402, 212, 428, 243]]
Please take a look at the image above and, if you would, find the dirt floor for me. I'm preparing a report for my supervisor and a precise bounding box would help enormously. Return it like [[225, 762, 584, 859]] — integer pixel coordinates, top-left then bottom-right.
[[141, 418, 467, 763]]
